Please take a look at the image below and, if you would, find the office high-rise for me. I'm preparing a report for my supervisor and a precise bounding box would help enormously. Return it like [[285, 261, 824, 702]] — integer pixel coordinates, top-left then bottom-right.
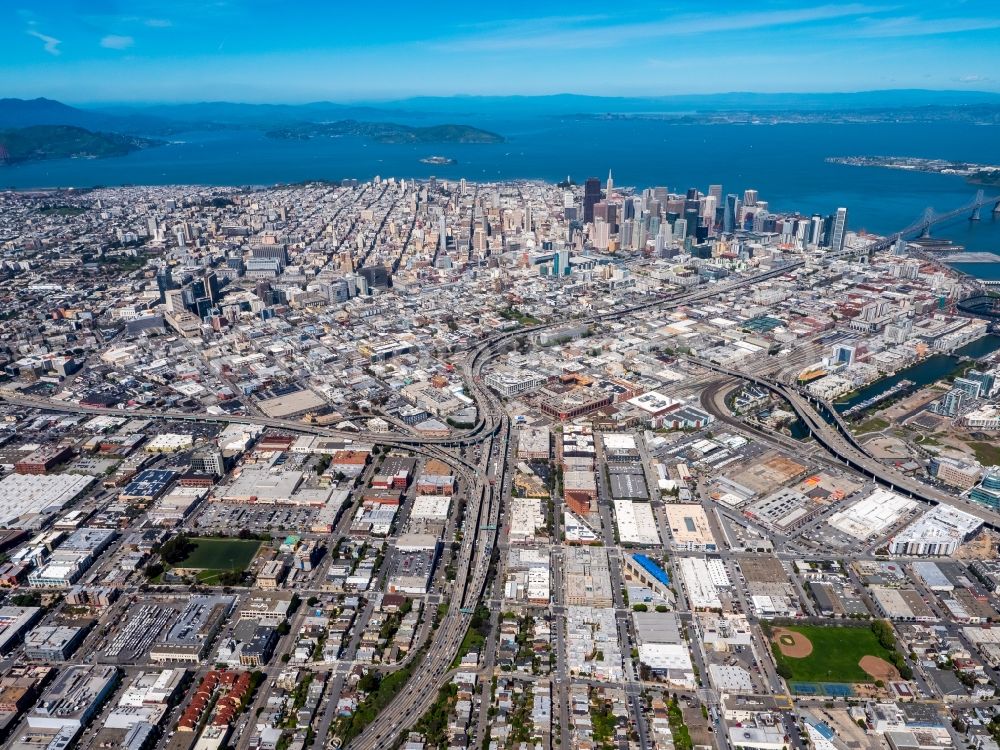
[[674, 218, 688, 240], [684, 207, 700, 237], [592, 219, 610, 250], [683, 189, 701, 234], [583, 177, 601, 224], [723, 194, 740, 234], [203, 270, 220, 304], [809, 215, 824, 247], [829, 207, 848, 252], [195, 296, 213, 320], [438, 214, 448, 253], [820, 214, 834, 247], [155, 264, 174, 304]]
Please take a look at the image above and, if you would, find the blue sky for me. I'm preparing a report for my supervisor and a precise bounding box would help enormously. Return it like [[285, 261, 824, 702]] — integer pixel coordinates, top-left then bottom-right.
[[3, 0, 999, 103]]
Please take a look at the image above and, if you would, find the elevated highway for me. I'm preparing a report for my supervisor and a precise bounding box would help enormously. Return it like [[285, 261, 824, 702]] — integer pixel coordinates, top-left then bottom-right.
[[342, 266, 808, 749], [688, 356, 1000, 532], [0, 260, 802, 750], [5, 201, 994, 748], [0, 261, 802, 452]]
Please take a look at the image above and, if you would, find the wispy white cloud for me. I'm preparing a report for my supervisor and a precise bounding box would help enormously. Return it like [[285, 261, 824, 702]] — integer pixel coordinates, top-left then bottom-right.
[[437, 4, 887, 52], [145, 18, 173, 28], [852, 15, 1000, 37], [453, 14, 608, 32], [101, 34, 135, 49], [26, 29, 61, 55], [956, 74, 993, 83]]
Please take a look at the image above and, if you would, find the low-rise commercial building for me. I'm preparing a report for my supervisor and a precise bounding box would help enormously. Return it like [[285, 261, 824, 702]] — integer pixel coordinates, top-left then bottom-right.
[[564, 546, 613, 607], [889, 505, 983, 557], [26, 664, 119, 732], [0, 606, 43, 655], [23, 625, 86, 660], [150, 595, 237, 664], [665, 504, 717, 551]]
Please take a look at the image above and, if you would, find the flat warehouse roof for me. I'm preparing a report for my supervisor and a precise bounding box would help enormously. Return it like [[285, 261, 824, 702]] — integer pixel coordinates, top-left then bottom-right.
[[0, 473, 95, 527], [664, 504, 716, 546], [609, 472, 649, 500]]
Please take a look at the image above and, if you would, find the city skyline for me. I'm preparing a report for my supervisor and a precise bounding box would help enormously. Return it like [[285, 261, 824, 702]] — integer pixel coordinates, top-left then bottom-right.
[[4, 2, 1000, 750], [3, 0, 1000, 102]]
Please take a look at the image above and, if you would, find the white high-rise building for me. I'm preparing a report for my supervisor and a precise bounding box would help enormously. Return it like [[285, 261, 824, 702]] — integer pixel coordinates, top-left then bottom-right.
[[593, 219, 610, 251], [438, 214, 447, 253]]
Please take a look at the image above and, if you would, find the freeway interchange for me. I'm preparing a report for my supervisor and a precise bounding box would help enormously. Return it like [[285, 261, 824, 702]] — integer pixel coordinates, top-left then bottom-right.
[[6, 257, 994, 749], [688, 356, 1000, 533], [0, 261, 804, 749]]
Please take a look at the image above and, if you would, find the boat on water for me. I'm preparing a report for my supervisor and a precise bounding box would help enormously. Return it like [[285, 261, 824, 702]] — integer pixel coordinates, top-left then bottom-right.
[[420, 155, 456, 165]]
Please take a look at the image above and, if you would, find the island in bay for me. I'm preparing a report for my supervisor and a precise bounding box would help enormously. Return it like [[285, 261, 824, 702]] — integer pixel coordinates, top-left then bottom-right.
[[266, 120, 504, 144], [828, 155, 1000, 186]]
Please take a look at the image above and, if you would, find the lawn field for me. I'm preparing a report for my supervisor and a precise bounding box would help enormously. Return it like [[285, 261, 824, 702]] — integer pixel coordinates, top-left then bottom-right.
[[771, 624, 896, 683], [175, 537, 261, 578]]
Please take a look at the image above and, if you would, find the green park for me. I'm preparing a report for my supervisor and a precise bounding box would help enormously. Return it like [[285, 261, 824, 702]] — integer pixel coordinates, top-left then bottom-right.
[[152, 535, 263, 585], [769, 622, 907, 684]]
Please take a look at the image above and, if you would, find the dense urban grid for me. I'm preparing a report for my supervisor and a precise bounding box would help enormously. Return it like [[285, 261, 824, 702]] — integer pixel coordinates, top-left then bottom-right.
[[2, 173, 1000, 750]]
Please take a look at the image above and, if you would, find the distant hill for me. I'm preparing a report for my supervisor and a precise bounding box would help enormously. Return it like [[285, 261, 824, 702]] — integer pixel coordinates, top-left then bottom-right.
[[0, 97, 101, 128], [97, 100, 398, 126], [3, 90, 999, 135], [367, 90, 1000, 116], [0, 125, 163, 164], [0, 97, 191, 134], [266, 120, 505, 144], [970, 170, 1000, 187], [0, 97, 466, 132]]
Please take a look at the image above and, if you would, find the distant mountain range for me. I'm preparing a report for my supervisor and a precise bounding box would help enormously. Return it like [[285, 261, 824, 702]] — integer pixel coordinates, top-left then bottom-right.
[[4, 89, 1000, 131], [1, 90, 998, 165], [0, 98, 505, 164], [0, 97, 184, 134], [363, 89, 1000, 116]]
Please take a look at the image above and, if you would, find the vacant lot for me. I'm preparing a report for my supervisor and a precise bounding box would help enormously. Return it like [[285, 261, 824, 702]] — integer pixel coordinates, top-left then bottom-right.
[[853, 417, 889, 435], [967, 441, 1000, 466], [771, 624, 895, 683]]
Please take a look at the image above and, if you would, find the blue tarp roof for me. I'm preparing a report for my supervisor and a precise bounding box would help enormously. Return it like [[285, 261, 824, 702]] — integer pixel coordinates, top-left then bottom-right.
[[632, 554, 670, 587]]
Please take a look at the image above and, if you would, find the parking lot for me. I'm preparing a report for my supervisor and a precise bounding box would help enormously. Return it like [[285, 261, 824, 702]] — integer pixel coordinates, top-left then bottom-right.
[[190, 501, 318, 533]]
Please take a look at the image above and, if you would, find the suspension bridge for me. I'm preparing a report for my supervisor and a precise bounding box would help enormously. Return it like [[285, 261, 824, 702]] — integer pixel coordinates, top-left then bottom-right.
[[830, 189, 1000, 259]]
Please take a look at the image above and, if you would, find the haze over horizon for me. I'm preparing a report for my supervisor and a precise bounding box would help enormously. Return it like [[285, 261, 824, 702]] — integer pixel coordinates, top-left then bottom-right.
[[3, 0, 999, 103]]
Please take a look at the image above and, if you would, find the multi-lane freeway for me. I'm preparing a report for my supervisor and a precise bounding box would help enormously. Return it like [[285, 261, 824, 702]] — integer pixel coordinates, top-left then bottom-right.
[[0, 260, 827, 750], [688, 356, 1000, 532]]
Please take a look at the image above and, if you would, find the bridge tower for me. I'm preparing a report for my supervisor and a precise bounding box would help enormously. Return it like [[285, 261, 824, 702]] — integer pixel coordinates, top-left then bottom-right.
[[971, 189, 984, 221], [918, 207, 934, 239]]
